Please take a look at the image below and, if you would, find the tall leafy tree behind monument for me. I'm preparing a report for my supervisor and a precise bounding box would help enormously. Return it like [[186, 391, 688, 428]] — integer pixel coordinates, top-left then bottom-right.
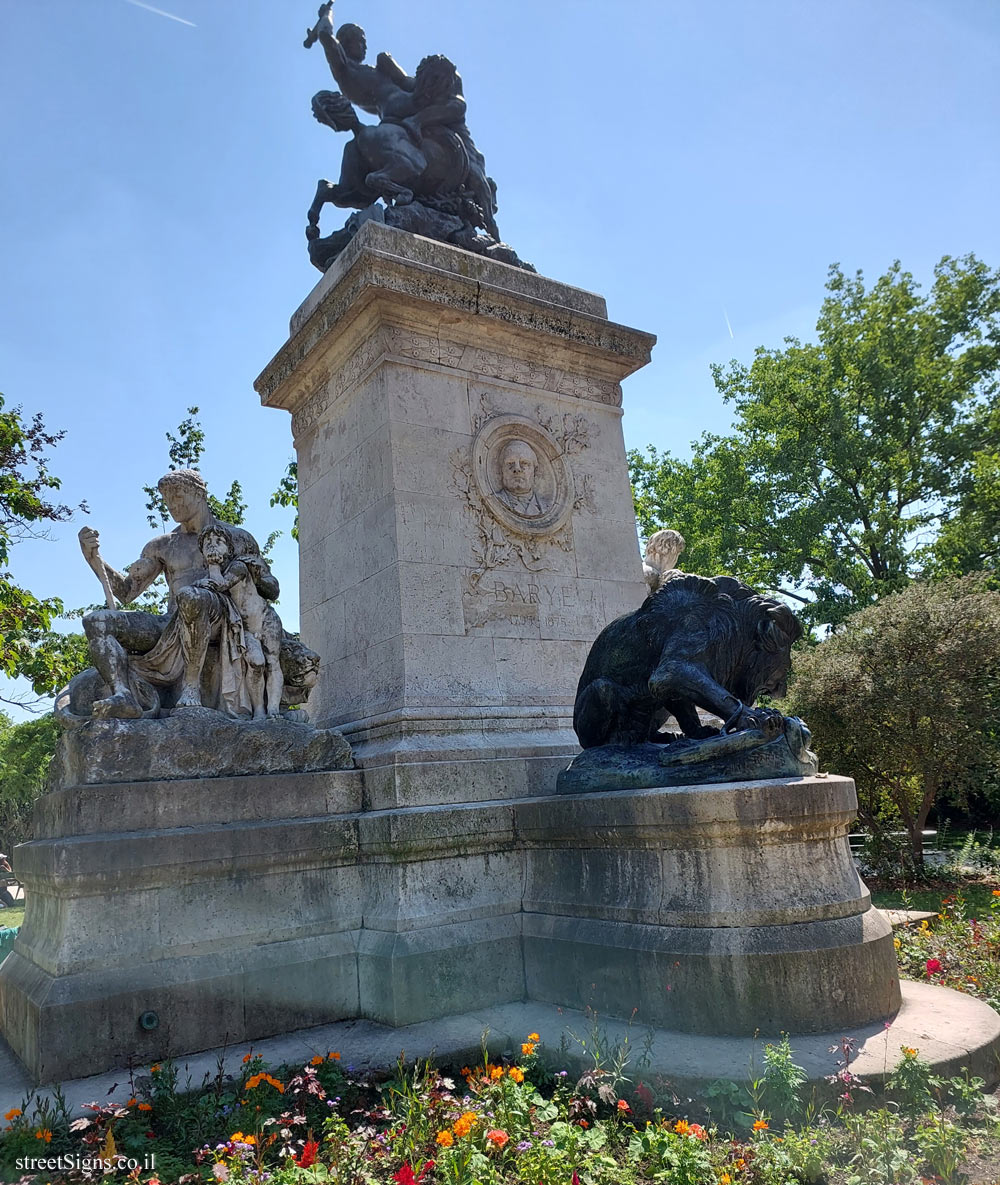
[[0, 394, 88, 704], [630, 255, 1000, 628]]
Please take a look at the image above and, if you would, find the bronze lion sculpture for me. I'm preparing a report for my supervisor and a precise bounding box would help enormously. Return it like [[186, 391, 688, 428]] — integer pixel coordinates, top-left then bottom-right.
[[573, 572, 804, 750]]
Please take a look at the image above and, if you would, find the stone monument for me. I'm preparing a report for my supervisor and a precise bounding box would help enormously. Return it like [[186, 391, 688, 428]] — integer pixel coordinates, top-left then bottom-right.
[[3, 7, 998, 1089], [0, 473, 357, 1081]]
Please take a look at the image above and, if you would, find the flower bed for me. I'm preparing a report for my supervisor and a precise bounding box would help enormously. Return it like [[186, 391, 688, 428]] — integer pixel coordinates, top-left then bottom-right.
[[2, 1024, 1000, 1185]]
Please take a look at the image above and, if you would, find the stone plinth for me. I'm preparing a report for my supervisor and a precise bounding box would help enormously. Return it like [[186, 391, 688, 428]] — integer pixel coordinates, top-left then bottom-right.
[[255, 223, 653, 807], [2, 771, 905, 1082], [0, 769, 365, 1083]]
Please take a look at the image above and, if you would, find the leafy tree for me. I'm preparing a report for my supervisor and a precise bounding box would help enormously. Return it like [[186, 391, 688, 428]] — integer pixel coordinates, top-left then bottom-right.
[[0, 711, 60, 850], [0, 393, 88, 704], [630, 255, 1000, 627], [784, 575, 1000, 866], [142, 405, 250, 530], [134, 406, 275, 612]]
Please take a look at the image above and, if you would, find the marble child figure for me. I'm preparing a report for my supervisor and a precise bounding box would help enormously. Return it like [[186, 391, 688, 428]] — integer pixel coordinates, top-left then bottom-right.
[[198, 526, 284, 720]]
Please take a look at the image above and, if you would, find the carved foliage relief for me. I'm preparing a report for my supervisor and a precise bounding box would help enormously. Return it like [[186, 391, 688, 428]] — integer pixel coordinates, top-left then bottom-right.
[[452, 399, 599, 633]]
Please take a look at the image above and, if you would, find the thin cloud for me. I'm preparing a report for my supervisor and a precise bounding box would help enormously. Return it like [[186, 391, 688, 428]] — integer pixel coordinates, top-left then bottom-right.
[[123, 0, 196, 27], [722, 306, 734, 339]]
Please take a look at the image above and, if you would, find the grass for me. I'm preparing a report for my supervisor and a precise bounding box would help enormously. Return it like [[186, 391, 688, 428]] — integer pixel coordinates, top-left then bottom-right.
[[872, 884, 1000, 916], [0, 905, 23, 929]]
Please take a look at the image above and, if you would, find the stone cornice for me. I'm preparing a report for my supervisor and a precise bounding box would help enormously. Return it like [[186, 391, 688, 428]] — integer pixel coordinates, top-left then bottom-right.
[[255, 223, 656, 416]]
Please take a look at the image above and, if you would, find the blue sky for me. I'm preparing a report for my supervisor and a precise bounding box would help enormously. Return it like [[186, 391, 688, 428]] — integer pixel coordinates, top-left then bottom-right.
[[2, 0, 999, 714]]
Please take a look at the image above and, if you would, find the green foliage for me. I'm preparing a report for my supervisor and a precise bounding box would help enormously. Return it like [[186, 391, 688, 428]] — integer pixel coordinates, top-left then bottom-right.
[[785, 575, 1000, 862], [886, 1047, 942, 1116], [0, 393, 86, 701], [759, 1034, 807, 1123], [912, 1113, 968, 1185], [0, 711, 59, 849], [844, 1110, 919, 1185], [894, 892, 1000, 1012], [271, 459, 299, 541], [630, 255, 1000, 628]]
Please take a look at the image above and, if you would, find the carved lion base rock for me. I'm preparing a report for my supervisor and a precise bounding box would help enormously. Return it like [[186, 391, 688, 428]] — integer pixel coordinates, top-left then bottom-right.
[[48, 711, 353, 790]]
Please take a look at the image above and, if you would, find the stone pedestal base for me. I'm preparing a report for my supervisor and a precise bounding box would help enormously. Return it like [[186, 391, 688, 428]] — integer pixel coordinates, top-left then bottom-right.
[[0, 770, 365, 1083], [1, 772, 900, 1082]]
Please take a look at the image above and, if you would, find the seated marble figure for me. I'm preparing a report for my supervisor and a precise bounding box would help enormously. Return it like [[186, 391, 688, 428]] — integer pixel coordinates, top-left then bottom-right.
[[60, 469, 318, 724]]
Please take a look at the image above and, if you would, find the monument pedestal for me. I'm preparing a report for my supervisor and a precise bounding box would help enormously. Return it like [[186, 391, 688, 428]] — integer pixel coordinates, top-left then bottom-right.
[[255, 222, 654, 809]]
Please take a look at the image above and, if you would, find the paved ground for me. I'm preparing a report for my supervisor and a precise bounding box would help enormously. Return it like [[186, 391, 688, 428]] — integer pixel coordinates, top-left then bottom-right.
[[883, 908, 939, 927], [1, 981, 997, 1118]]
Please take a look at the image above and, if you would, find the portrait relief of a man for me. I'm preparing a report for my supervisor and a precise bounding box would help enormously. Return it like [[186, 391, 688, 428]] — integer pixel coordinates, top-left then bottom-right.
[[494, 439, 547, 518]]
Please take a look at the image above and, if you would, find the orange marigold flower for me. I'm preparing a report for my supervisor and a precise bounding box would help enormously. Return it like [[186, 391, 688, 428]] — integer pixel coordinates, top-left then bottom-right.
[[753, 1119, 769, 1131], [527, 1033, 540, 1042], [328, 1051, 341, 1060], [993, 890, 1000, 897], [138, 1102, 153, 1112], [460, 1066, 472, 1078], [736, 1158, 746, 1169], [720, 1175, 732, 1185], [674, 1119, 691, 1135], [579, 1119, 589, 1129], [521, 1042, 536, 1056], [242, 1054, 253, 1064], [452, 1112, 477, 1139], [35, 1128, 53, 1143], [311, 1056, 324, 1066], [902, 1046, 918, 1057], [489, 1065, 504, 1081], [486, 1129, 510, 1148], [5, 1109, 22, 1121], [508, 1067, 525, 1083], [150, 1064, 162, 1073], [436, 1130, 454, 1147]]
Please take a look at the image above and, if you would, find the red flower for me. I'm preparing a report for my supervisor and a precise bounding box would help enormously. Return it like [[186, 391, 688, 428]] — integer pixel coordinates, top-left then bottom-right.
[[295, 1139, 320, 1168], [926, 958, 942, 975], [394, 1162, 435, 1185]]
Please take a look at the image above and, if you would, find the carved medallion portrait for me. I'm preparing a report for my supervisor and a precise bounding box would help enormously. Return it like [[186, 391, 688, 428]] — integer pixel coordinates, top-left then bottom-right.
[[472, 414, 573, 537]]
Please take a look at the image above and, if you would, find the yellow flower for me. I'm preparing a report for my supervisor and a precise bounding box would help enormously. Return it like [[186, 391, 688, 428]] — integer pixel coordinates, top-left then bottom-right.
[[902, 1046, 918, 1057], [5, 1109, 22, 1121], [508, 1066, 525, 1083], [527, 1032, 540, 1042], [521, 1042, 536, 1056], [893, 937, 901, 949], [436, 1130, 454, 1146], [231, 1132, 246, 1143], [720, 1176, 732, 1185], [310, 1056, 324, 1066], [674, 1119, 690, 1135], [753, 1119, 769, 1131], [489, 1065, 504, 1081]]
